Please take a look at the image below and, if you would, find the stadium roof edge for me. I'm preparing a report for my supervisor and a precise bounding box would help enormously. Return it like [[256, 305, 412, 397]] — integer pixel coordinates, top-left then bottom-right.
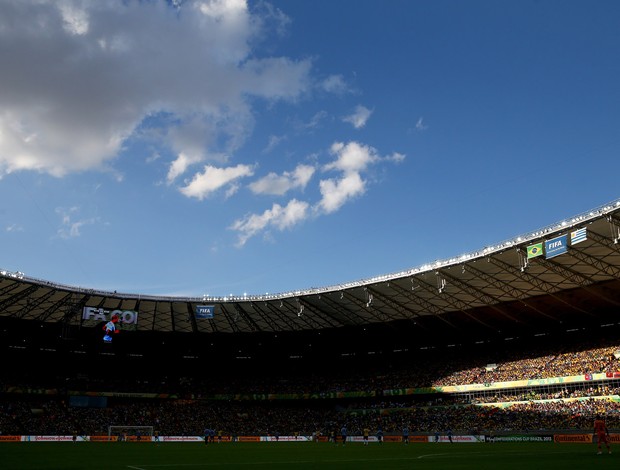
[[2, 197, 620, 336], [2, 197, 620, 302]]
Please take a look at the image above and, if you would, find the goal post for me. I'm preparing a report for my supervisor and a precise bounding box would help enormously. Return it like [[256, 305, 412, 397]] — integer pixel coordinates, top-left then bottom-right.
[[108, 426, 154, 441]]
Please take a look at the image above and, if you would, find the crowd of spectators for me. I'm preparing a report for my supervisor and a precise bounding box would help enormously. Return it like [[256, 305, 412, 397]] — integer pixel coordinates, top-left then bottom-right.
[[3, 339, 618, 397], [2, 394, 620, 437], [458, 384, 620, 404], [184, 341, 620, 395], [373, 342, 619, 391], [2, 337, 620, 437], [0, 398, 338, 437]]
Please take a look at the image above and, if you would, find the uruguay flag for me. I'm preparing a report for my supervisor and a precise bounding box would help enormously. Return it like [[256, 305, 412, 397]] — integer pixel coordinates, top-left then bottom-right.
[[570, 227, 587, 245]]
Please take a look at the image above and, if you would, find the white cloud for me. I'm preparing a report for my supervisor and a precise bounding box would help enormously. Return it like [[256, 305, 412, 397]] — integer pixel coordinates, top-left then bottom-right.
[[343, 105, 373, 129], [167, 152, 203, 185], [253, 1, 292, 37], [224, 183, 241, 199], [316, 172, 365, 214], [146, 152, 161, 164], [249, 164, 315, 196], [321, 74, 348, 94], [415, 117, 428, 131], [316, 141, 404, 214], [55, 206, 98, 239], [5, 224, 24, 233], [179, 163, 255, 200], [167, 115, 219, 165], [241, 57, 312, 101], [295, 111, 328, 131], [262, 134, 286, 154], [387, 152, 406, 163], [230, 141, 405, 244], [59, 2, 89, 36], [230, 198, 310, 246], [0, 0, 312, 178], [324, 141, 379, 174]]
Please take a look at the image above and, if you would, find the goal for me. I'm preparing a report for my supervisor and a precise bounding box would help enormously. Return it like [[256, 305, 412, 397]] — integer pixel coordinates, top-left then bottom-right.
[[108, 426, 154, 441]]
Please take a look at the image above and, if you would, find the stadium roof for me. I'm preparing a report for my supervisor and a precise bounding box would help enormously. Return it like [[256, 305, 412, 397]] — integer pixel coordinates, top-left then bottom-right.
[[2, 199, 620, 340]]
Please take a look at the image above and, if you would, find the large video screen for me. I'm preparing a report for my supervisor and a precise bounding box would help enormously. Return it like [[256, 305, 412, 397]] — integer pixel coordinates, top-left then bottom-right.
[[82, 307, 139, 331]]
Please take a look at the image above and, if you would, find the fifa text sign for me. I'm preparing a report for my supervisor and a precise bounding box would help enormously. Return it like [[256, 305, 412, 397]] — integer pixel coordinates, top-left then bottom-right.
[[195, 305, 214, 319]]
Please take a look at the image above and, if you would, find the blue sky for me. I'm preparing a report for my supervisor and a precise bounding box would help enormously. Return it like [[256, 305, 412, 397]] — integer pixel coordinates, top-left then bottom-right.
[[0, 0, 619, 297]]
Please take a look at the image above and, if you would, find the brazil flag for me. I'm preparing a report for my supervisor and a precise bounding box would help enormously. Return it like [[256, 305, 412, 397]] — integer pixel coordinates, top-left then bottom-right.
[[527, 242, 544, 259]]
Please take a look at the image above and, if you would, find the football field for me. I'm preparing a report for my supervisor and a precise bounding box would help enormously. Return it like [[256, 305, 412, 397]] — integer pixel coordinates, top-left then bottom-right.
[[0, 442, 616, 470]]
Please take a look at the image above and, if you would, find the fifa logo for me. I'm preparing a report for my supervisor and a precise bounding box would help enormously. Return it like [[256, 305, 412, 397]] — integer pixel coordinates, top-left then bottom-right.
[[548, 240, 564, 249]]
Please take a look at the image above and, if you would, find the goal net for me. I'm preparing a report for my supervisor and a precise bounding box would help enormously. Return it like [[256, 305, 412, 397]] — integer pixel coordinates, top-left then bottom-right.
[[108, 426, 154, 441]]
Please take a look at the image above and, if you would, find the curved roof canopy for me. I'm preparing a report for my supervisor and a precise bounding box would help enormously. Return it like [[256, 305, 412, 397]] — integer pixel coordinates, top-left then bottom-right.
[[2, 200, 620, 339]]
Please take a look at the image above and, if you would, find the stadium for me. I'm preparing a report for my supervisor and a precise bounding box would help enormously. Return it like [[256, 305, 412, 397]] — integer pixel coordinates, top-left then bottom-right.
[[2, 198, 620, 469]]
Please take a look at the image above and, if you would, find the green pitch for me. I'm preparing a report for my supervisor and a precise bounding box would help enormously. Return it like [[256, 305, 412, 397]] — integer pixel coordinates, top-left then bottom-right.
[[0, 442, 616, 470]]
